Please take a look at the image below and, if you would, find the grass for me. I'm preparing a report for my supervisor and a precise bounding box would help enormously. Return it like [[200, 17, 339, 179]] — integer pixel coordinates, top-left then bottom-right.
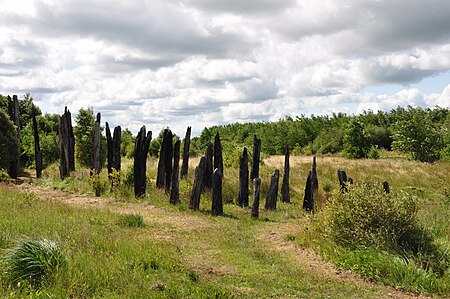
[[0, 154, 448, 297]]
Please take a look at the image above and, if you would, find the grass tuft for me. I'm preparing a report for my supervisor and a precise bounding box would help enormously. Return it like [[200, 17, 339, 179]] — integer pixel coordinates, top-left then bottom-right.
[[1, 238, 67, 288], [117, 213, 144, 228]]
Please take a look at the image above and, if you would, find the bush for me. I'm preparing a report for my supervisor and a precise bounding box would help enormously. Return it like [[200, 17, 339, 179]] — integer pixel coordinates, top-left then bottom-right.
[[1, 239, 67, 288], [321, 182, 448, 275], [0, 109, 19, 170], [367, 145, 380, 159]]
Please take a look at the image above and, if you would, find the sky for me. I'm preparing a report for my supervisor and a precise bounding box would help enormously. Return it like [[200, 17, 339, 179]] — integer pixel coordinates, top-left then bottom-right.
[[1, 0, 450, 136]]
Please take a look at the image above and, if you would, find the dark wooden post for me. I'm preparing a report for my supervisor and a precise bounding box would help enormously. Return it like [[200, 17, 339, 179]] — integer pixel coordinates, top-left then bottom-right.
[[170, 140, 181, 204], [190, 157, 205, 210], [213, 132, 223, 177], [280, 145, 290, 203], [164, 130, 173, 193], [312, 156, 318, 193], [92, 113, 101, 175], [251, 178, 261, 219], [32, 115, 42, 178], [106, 122, 113, 175], [65, 107, 75, 172], [303, 171, 314, 212], [59, 108, 70, 179], [134, 126, 152, 198], [265, 169, 279, 210], [238, 147, 249, 207], [180, 126, 191, 179], [7, 95, 20, 178], [383, 181, 390, 194], [250, 135, 261, 180], [337, 169, 348, 193], [112, 126, 121, 172], [203, 142, 213, 190], [156, 129, 168, 188], [211, 168, 223, 216]]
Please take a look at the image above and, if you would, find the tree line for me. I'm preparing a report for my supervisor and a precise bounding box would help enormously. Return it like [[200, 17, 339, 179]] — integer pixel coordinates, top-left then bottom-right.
[[0, 93, 449, 178]]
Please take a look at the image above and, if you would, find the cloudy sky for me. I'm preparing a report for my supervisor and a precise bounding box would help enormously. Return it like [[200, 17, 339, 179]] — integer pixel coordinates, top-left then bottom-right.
[[1, 0, 450, 136]]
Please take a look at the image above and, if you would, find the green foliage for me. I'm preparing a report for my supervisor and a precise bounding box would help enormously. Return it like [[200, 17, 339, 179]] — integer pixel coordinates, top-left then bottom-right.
[[321, 182, 448, 275], [117, 214, 144, 228], [343, 119, 370, 158], [121, 128, 135, 158], [1, 238, 67, 288], [18, 93, 42, 130], [89, 172, 107, 197], [312, 127, 344, 154], [392, 106, 445, 162], [367, 145, 380, 159], [74, 107, 95, 167], [0, 109, 19, 170]]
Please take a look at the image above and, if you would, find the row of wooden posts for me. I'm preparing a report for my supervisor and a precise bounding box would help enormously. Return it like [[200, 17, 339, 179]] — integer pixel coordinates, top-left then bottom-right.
[[5, 100, 390, 217]]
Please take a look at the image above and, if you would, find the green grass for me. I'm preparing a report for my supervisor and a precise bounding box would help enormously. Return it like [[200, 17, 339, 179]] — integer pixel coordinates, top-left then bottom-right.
[[1, 155, 449, 297]]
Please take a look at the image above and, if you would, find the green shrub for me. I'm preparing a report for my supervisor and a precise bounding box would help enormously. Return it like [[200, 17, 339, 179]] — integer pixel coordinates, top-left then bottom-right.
[[117, 214, 144, 228], [321, 182, 448, 275], [89, 172, 107, 197], [1, 239, 67, 288], [367, 145, 380, 159]]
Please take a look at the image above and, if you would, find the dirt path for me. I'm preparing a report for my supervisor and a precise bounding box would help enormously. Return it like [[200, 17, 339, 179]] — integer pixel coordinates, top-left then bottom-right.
[[2, 181, 435, 299]]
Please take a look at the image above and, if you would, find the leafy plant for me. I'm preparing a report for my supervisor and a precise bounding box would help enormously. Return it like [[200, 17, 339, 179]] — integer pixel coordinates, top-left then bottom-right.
[[1, 239, 67, 288], [117, 213, 144, 228]]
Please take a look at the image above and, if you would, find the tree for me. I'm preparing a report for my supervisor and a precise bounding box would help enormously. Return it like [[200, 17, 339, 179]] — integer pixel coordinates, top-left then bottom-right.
[[343, 119, 370, 158], [0, 109, 19, 170], [74, 108, 95, 167], [121, 128, 135, 158], [392, 107, 444, 162], [18, 93, 42, 129]]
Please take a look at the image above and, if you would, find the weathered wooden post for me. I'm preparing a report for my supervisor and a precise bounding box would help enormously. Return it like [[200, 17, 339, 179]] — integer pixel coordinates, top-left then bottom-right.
[[383, 181, 390, 194], [238, 147, 249, 207], [190, 157, 205, 210], [213, 132, 223, 177], [170, 140, 181, 204], [303, 171, 314, 212], [106, 123, 122, 178], [211, 168, 223, 216], [312, 156, 318, 193], [180, 126, 191, 179], [203, 142, 213, 190], [337, 169, 348, 193], [164, 130, 173, 193], [7, 95, 20, 178], [281, 145, 290, 203], [92, 113, 101, 175], [156, 129, 168, 188], [59, 108, 71, 179], [64, 107, 75, 172], [265, 169, 279, 210], [134, 126, 152, 198], [32, 115, 42, 178], [251, 178, 261, 219], [250, 135, 261, 180]]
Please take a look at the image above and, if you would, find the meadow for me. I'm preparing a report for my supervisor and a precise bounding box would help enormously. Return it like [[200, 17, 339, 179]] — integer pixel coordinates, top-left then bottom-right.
[[0, 152, 449, 298]]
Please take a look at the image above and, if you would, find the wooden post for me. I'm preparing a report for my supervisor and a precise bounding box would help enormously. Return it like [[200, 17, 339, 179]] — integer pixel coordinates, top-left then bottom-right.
[[250, 134, 261, 180], [59, 108, 71, 179], [251, 178, 261, 219], [180, 126, 191, 179], [106, 122, 113, 175], [65, 107, 75, 172], [238, 147, 249, 207], [170, 140, 181, 204], [32, 115, 42, 178], [164, 130, 173, 193], [303, 171, 314, 212], [213, 132, 223, 177], [211, 168, 223, 216], [112, 126, 121, 172], [7, 95, 20, 178], [134, 126, 152, 198], [92, 113, 101, 175], [156, 129, 168, 188], [203, 142, 213, 190], [265, 169, 279, 210], [383, 181, 390, 194], [280, 145, 290, 203], [312, 156, 318, 193], [337, 169, 348, 193], [190, 157, 205, 210]]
